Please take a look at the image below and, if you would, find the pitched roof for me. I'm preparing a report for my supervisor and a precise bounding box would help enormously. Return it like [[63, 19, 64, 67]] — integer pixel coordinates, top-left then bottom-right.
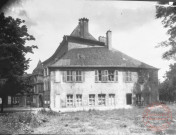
[[33, 60, 43, 75], [49, 47, 157, 69], [70, 25, 97, 41]]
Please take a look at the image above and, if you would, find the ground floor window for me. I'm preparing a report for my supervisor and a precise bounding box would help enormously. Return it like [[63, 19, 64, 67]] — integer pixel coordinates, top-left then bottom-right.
[[67, 94, 73, 107], [126, 93, 132, 105], [76, 94, 82, 106], [98, 94, 106, 105], [13, 97, 19, 105], [89, 94, 95, 106], [109, 94, 115, 105]]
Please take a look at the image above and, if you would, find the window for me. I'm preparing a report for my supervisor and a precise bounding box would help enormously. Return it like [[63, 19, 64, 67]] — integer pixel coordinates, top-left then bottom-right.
[[67, 95, 73, 107], [44, 68, 48, 76], [95, 70, 118, 82], [76, 94, 82, 106], [109, 94, 115, 105], [98, 94, 106, 105], [54, 71, 61, 82], [125, 71, 132, 82], [76, 71, 83, 82], [65, 70, 83, 82], [13, 97, 19, 104], [102, 70, 108, 82], [89, 94, 95, 106], [108, 70, 115, 81], [67, 71, 73, 82]]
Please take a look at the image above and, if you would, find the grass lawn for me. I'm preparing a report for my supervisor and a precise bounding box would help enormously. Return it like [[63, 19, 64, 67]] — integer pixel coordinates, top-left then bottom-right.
[[1, 104, 176, 134]]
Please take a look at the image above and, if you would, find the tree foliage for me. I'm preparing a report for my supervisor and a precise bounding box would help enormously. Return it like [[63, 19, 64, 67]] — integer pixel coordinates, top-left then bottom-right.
[[0, 12, 37, 111], [156, 4, 176, 60], [159, 63, 176, 102]]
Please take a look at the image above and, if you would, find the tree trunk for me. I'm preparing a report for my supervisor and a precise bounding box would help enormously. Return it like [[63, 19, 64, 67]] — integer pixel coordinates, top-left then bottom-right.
[[1, 97, 4, 113]]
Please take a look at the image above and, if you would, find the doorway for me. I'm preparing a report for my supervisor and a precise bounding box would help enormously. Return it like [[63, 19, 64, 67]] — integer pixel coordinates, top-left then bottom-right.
[[126, 93, 132, 105]]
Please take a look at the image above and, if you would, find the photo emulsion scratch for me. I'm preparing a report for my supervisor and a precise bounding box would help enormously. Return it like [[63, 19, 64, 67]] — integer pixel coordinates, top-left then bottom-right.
[[0, 0, 176, 134]]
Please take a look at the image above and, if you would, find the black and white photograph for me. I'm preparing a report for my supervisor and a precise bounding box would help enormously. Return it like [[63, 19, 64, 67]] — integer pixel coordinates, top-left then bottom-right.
[[0, 0, 176, 134]]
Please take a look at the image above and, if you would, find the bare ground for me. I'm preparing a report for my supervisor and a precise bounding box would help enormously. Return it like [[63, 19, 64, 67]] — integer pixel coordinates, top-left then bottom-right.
[[33, 105, 176, 135], [1, 104, 176, 134]]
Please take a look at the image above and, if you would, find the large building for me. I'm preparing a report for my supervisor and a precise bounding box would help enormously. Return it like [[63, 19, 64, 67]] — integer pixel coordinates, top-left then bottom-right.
[[34, 18, 159, 111]]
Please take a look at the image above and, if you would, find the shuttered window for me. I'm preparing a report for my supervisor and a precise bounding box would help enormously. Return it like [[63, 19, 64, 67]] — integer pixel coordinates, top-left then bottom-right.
[[125, 71, 132, 82], [63, 71, 84, 83], [95, 70, 118, 82]]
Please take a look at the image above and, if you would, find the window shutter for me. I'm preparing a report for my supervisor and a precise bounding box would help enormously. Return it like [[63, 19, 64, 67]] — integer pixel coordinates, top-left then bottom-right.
[[123, 72, 126, 82], [115, 70, 118, 82], [62, 71, 67, 82], [104, 70, 108, 81], [55, 71, 61, 82], [95, 70, 98, 82], [82, 71, 85, 82]]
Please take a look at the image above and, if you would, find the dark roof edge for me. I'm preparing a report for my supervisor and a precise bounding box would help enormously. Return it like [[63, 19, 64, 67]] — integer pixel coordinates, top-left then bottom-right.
[[42, 36, 67, 66], [48, 66, 159, 70]]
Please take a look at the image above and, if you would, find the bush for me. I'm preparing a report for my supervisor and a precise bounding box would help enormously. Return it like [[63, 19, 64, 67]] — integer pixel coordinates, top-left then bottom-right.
[[0, 112, 44, 134]]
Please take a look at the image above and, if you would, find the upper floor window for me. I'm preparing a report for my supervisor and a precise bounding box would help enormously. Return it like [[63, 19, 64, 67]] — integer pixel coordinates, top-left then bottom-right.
[[76, 71, 83, 82], [125, 71, 132, 82], [64, 70, 83, 82], [67, 71, 73, 82], [44, 68, 49, 76], [95, 70, 118, 82]]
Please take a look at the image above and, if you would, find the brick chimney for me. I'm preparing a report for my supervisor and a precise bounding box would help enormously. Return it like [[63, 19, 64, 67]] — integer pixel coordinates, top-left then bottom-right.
[[106, 30, 112, 50], [79, 18, 89, 38]]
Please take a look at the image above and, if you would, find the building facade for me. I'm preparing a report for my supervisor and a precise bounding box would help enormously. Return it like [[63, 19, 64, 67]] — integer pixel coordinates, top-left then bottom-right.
[[35, 18, 158, 111]]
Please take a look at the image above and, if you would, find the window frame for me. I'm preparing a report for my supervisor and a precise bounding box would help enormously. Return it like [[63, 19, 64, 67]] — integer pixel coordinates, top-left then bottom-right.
[[76, 71, 83, 82], [89, 94, 95, 106], [66, 94, 73, 107], [76, 94, 82, 106], [98, 94, 106, 106], [125, 71, 132, 82], [95, 70, 118, 83], [109, 94, 115, 105]]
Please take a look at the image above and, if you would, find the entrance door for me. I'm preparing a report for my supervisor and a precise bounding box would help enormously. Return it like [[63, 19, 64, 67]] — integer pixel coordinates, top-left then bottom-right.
[[126, 93, 132, 105], [55, 95, 60, 108]]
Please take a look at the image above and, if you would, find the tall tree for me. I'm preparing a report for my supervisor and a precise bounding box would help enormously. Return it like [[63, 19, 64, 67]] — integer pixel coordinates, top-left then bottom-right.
[[0, 12, 37, 112], [156, 3, 176, 60], [159, 63, 176, 102]]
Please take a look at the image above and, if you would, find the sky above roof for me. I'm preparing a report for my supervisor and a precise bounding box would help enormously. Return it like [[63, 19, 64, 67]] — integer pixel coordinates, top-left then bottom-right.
[[4, 0, 174, 82]]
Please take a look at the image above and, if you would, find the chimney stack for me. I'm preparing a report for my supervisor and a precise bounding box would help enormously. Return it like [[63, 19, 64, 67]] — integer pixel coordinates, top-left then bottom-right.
[[98, 36, 106, 45], [79, 18, 89, 38], [106, 30, 112, 50]]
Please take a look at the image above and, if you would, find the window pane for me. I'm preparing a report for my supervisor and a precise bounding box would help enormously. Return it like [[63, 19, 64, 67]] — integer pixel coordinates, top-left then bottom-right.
[[67, 95, 73, 107], [76, 94, 82, 106], [109, 94, 115, 105], [98, 94, 106, 105], [89, 94, 95, 106]]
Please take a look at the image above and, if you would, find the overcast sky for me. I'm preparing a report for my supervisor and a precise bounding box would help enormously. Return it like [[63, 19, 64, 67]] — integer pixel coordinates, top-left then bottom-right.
[[4, 0, 174, 82]]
